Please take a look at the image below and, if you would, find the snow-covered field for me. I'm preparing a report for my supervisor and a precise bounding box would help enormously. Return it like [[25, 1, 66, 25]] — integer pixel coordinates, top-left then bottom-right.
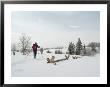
[[11, 50, 100, 77]]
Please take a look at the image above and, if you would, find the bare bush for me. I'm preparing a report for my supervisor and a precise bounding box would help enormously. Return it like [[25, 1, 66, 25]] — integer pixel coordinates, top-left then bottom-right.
[[18, 33, 31, 55]]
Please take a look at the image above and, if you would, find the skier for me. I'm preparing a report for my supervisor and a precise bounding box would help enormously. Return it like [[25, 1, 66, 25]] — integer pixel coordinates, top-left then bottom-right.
[[32, 42, 40, 59]]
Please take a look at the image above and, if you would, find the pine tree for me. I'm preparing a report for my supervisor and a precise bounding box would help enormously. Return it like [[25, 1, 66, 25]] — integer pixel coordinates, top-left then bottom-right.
[[68, 42, 75, 55], [71, 43, 75, 54], [68, 42, 72, 54], [83, 44, 86, 55], [76, 38, 83, 55]]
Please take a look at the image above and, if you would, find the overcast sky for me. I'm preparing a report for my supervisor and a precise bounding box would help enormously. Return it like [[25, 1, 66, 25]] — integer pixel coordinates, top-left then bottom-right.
[[11, 11, 100, 48]]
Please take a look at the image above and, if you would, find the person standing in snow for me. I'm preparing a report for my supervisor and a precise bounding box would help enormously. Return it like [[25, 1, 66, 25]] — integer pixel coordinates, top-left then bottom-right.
[[32, 42, 40, 59]]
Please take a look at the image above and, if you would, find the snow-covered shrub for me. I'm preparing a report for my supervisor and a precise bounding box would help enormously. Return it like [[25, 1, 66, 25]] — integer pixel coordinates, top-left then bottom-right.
[[55, 50, 62, 54], [87, 42, 100, 52], [46, 50, 51, 53], [84, 47, 97, 56], [40, 48, 44, 54], [66, 51, 69, 54]]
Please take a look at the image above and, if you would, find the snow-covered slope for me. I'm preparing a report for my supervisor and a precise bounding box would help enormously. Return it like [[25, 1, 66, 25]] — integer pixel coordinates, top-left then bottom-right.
[[11, 51, 100, 77]]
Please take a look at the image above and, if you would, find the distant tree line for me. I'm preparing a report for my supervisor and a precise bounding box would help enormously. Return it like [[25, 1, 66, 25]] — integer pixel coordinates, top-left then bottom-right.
[[55, 50, 63, 54], [11, 34, 100, 56], [68, 38, 100, 56]]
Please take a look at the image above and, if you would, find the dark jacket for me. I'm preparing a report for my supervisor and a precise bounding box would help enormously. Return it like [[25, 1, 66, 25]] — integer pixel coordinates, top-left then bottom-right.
[[32, 43, 40, 51]]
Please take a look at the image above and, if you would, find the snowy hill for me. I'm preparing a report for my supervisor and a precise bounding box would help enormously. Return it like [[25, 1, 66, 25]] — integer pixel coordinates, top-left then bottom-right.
[[11, 49, 100, 77]]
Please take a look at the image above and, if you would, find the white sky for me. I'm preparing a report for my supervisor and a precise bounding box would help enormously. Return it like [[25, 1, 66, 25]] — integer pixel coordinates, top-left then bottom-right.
[[11, 11, 100, 48]]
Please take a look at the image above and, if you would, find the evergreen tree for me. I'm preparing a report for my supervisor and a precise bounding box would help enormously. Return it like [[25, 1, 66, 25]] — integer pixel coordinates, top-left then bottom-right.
[[83, 44, 86, 55], [68, 42, 72, 54], [68, 42, 75, 55], [71, 43, 75, 54], [76, 38, 83, 55]]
